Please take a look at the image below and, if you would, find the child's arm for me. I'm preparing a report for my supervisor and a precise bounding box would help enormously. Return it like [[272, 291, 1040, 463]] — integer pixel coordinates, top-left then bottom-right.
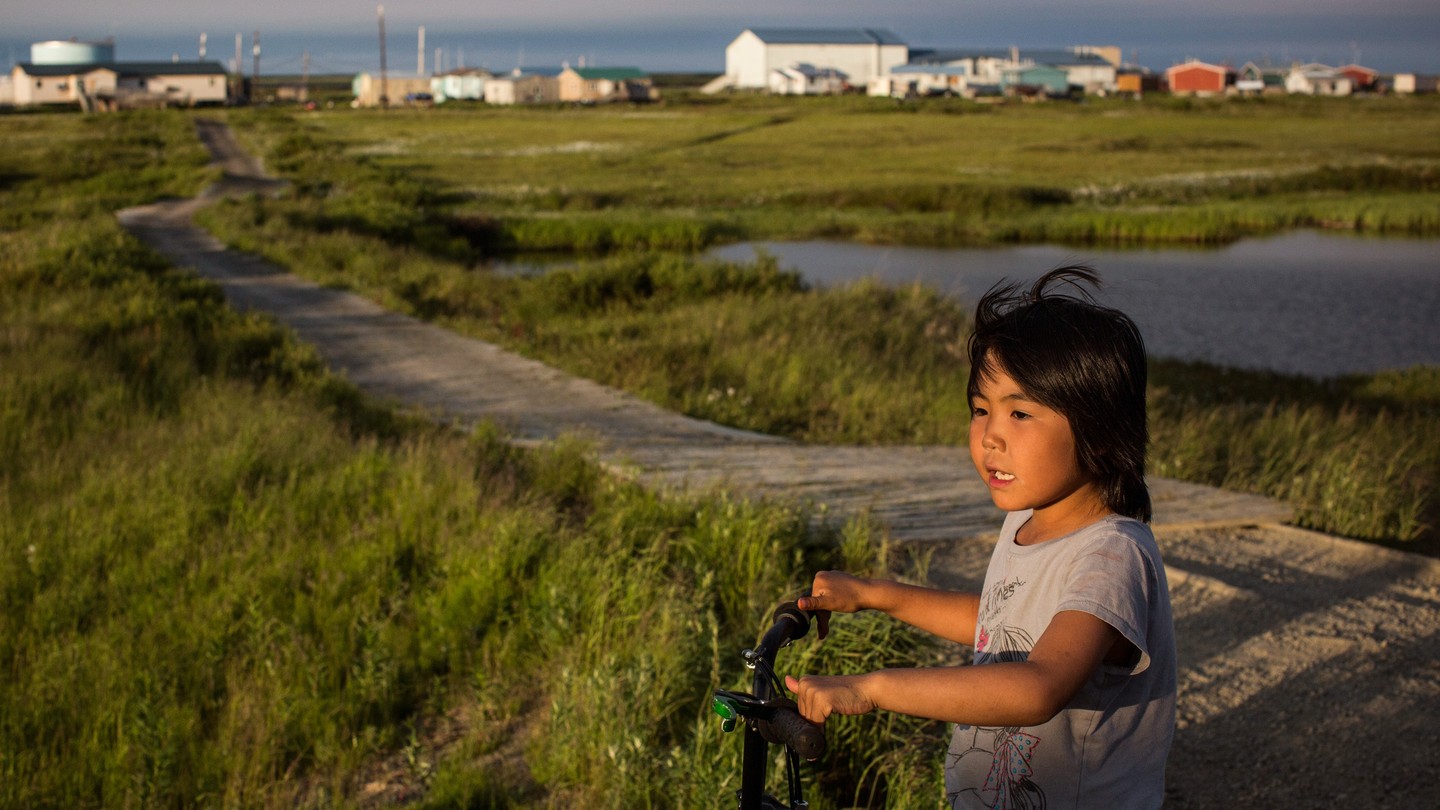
[[797, 570, 979, 644], [785, 609, 1122, 727]]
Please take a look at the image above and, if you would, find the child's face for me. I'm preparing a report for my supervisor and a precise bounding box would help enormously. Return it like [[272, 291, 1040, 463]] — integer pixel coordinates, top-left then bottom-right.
[[968, 361, 1105, 533]]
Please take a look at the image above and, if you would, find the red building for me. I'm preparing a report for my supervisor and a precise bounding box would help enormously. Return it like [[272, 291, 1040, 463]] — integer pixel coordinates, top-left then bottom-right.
[[1338, 64, 1379, 91], [1165, 60, 1231, 95]]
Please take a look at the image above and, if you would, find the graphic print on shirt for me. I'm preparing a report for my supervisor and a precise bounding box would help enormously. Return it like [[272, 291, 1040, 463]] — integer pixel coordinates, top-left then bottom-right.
[[948, 574, 1048, 809]]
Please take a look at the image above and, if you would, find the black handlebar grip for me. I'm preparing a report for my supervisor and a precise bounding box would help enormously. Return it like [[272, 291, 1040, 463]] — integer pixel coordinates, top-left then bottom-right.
[[762, 706, 827, 761], [770, 601, 812, 642]]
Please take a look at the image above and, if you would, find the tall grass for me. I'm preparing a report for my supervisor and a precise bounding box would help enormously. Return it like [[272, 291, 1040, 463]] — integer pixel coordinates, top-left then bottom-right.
[[219, 95, 1440, 251], [2, 109, 948, 808], [199, 112, 1436, 546]]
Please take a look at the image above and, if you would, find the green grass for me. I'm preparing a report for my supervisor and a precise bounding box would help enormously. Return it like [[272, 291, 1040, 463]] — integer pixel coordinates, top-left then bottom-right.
[[197, 103, 1439, 546], [220, 94, 1440, 252], [4, 98, 1437, 810], [1, 109, 948, 809]]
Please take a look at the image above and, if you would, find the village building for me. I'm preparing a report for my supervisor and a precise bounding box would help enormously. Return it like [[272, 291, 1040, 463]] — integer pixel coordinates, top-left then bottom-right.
[[557, 66, 656, 103], [1165, 60, 1231, 95], [484, 68, 562, 106], [769, 63, 850, 95], [906, 48, 1015, 86], [1285, 63, 1353, 95], [901, 46, 1118, 96], [716, 28, 908, 92], [1337, 64, 1379, 92], [432, 68, 491, 103], [1115, 68, 1162, 97], [1234, 62, 1287, 95], [8, 39, 227, 109], [868, 63, 970, 98], [1002, 63, 1072, 97], [1393, 73, 1439, 94], [1023, 49, 1118, 94], [351, 72, 434, 107]]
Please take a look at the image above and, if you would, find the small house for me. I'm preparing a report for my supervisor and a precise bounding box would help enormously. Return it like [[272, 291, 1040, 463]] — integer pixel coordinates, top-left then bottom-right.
[[558, 66, 656, 103], [1235, 62, 1286, 95], [485, 68, 562, 105], [1337, 64, 1379, 92], [1023, 49, 1117, 94], [351, 73, 435, 107], [1393, 73, 1439, 94], [1115, 68, 1161, 97], [1002, 64, 1070, 97], [769, 63, 848, 95], [1285, 63, 1352, 96], [1165, 60, 1230, 95], [433, 68, 491, 103], [869, 63, 968, 97]]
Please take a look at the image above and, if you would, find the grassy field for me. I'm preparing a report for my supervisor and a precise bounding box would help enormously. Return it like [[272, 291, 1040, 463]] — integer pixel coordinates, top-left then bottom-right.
[[0, 111, 947, 808], [201, 99, 1439, 546], [3, 100, 1437, 808], [225, 92, 1440, 250]]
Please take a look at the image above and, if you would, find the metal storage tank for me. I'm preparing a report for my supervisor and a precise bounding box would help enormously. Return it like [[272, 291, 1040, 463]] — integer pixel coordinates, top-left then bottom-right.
[[31, 40, 115, 65]]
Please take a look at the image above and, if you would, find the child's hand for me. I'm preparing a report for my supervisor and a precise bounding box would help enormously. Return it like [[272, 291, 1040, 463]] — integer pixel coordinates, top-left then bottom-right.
[[785, 674, 876, 724], [797, 571, 869, 639]]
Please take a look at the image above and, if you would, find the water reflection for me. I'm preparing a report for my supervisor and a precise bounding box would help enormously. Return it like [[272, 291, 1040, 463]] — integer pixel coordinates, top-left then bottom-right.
[[706, 232, 1440, 379]]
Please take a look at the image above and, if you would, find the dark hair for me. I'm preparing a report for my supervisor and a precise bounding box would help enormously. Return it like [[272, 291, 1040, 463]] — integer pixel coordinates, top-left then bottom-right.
[[966, 266, 1151, 522]]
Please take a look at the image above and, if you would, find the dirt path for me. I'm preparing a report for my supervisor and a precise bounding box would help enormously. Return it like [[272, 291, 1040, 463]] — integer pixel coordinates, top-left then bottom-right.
[[117, 119, 1440, 808]]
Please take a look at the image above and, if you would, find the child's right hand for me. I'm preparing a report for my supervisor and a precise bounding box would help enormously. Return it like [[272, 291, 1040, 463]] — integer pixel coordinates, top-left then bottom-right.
[[797, 571, 870, 639]]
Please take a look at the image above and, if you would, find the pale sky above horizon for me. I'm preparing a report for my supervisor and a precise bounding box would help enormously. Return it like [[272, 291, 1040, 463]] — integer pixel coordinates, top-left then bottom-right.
[[6, 1, 1439, 74]]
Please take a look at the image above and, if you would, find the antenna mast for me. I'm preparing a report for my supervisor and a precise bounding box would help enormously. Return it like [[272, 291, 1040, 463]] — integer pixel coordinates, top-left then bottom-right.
[[233, 32, 243, 102]]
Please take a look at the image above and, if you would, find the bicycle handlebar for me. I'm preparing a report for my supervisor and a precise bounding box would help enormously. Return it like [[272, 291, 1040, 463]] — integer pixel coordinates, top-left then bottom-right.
[[714, 594, 828, 809], [759, 699, 826, 761]]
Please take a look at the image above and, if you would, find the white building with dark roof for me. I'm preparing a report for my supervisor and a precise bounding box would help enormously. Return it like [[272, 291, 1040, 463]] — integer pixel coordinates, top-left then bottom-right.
[[10, 60, 228, 108], [721, 28, 909, 91], [9, 40, 228, 108], [906, 47, 1117, 94]]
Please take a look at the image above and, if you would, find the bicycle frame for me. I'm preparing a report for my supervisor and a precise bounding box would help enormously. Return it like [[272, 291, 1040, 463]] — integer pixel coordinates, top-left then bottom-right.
[[712, 599, 825, 810]]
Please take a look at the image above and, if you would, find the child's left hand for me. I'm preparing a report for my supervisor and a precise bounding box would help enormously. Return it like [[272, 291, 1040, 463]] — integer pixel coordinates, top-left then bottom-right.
[[784, 673, 876, 724]]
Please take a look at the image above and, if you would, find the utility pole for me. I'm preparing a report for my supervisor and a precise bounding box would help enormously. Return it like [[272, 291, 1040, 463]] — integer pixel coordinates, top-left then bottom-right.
[[233, 32, 244, 103], [302, 50, 310, 103], [418, 26, 426, 75], [199, 32, 207, 60], [378, 4, 388, 108], [252, 30, 260, 93]]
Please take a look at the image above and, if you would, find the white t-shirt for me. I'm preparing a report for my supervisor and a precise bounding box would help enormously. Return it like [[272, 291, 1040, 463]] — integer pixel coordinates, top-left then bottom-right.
[[945, 511, 1176, 810]]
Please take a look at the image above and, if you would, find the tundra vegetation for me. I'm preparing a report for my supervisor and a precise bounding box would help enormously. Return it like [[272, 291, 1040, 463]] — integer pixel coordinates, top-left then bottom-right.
[[203, 96, 1439, 546], [1, 111, 941, 808], [2, 97, 1436, 808]]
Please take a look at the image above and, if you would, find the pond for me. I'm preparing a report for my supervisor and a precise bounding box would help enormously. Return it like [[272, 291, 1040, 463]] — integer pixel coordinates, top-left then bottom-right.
[[706, 231, 1440, 379]]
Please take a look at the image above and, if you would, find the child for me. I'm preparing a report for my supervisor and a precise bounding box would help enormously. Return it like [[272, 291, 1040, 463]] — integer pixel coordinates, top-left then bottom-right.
[[785, 266, 1176, 809]]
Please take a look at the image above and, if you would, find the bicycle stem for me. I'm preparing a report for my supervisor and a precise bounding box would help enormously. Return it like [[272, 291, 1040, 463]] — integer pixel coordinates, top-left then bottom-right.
[[739, 602, 813, 809]]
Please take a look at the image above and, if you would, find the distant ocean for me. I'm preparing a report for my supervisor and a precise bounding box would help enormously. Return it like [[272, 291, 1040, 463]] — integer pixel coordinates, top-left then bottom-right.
[[5, 16, 1438, 79], [2, 26, 734, 77]]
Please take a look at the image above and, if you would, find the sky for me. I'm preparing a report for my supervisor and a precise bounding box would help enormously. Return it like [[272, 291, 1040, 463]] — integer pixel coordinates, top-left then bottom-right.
[[5, 1, 1439, 76]]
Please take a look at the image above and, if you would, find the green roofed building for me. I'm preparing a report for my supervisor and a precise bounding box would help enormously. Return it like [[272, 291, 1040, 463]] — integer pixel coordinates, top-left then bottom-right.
[[558, 65, 657, 103]]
